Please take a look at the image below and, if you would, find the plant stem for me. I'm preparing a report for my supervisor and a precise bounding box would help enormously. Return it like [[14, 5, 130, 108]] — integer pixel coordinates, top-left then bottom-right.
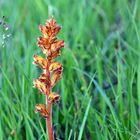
[[46, 97, 54, 140], [46, 66, 54, 140]]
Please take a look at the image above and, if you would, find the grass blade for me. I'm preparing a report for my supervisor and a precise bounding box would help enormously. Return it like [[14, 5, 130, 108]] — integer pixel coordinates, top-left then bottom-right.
[[78, 98, 91, 140]]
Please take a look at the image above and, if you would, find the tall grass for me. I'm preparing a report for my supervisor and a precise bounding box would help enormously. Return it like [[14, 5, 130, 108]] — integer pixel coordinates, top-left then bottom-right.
[[0, 0, 140, 139]]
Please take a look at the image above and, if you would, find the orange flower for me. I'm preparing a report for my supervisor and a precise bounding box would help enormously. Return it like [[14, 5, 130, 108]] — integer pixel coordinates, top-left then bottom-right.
[[39, 23, 61, 38], [38, 36, 50, 49], [33, 79, 46, 94], [39, 25, 49, 38], [33, 55, 48, 69], [35, 104, 49, 118], [49, 62, 62, 72], [39, 73, 50, 85], [50, 40, 64, 53], [48, 92, 60, 104], [45, 17, 61, 36], [51, 68, 62, 87], [47, 50, 61, 62]]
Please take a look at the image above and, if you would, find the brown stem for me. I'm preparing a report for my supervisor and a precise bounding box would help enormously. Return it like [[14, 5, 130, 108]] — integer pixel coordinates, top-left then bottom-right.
[[46, 65, 54, 140], [46, 96, 54, 140]]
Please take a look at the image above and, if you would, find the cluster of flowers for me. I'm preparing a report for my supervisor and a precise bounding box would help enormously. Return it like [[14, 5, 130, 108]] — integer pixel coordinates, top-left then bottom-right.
[[33, 17, 64, 118]]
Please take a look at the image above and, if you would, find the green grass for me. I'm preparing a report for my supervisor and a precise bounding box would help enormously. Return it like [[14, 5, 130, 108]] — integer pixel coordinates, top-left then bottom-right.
[[0, 0, 140, 139]]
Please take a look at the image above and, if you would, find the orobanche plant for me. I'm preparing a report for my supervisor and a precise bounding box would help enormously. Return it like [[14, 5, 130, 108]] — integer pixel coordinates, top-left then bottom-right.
[[33, 17, 64, 140]]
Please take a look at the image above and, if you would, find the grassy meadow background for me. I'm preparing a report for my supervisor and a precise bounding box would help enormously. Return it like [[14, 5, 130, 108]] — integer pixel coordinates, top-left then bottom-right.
[[0, 0, 140, 139]]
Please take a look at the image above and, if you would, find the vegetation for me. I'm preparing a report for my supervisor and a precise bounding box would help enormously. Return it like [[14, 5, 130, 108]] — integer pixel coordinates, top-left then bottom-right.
[[0, 0, 140, 139]]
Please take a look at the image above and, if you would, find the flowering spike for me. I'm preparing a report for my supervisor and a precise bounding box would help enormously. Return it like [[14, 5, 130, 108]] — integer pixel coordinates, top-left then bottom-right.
[[33, 17, 64, 140]]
